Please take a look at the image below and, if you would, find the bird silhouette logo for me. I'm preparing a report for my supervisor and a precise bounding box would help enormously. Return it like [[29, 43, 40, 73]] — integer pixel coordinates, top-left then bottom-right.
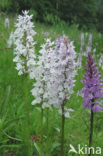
[[69, 144, 78, 153]]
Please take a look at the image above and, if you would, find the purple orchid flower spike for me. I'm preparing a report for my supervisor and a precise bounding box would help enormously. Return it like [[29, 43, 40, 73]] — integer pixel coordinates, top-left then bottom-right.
[[81, 52, 103, 112], [81, 52, 103, 156]]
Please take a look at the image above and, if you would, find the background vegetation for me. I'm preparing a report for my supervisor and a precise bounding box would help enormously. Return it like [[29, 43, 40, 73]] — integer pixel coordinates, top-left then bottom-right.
[[0, 0, 103, 32], [0, 1, 103, 155], [0, 15, 103, 155]]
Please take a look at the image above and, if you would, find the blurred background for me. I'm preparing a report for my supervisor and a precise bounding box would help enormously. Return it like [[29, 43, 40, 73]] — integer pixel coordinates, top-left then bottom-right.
[[0, 0, 103, 32]]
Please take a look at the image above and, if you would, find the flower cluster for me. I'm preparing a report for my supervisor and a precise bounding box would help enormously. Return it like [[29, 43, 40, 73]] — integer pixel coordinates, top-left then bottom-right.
[[78, 33, 97, 69], [31, 39, 54, 109], [8, 32, 15, 47], [80, 33, 84, 53], [31, 35, 77, 114], [50, 35, 77, 116], [98, 54, 103, 69], [81, 52, 103, 112], [86, 34, 92, 54], [12, 10, 36, 75], [4, 18, 9, 28], [79, 33, 93, 57]]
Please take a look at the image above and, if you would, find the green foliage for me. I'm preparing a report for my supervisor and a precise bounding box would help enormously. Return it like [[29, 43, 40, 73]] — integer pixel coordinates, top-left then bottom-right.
[[0, 85, 11, 116], [43, 13, 60, 25], [29, 9, 37, 20], [0, 0, 102, 32], [0, 16, 103, 155], [0, 0, 11, 11], [60, 0, 97, 29], [97, 0, 103, 32]]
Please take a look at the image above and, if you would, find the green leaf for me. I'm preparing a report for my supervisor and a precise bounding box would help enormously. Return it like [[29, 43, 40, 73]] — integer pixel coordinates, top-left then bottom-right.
[[55, 127, 60, 133], [34, 142, 40, 155], [51, 142, 60, 151], [0, 85, 11, 115], [0, 144, 21, 149]]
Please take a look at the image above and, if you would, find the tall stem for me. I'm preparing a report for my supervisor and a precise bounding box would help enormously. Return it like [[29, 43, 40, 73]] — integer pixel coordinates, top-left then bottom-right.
[[24, 74, 31, 156], [40, 105, 43, 156], [88, 109, 94, 156], [61, 102, 65, 156], [46, 108, 49, 155], [47, 108, 49, 138]]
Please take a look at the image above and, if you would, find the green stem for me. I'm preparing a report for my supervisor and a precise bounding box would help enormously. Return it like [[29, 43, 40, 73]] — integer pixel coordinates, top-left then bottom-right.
[[40, 105, 43, 156], [46, 108, 49, 155], [47, 108, 49, 137], [61, 102, 65, 156], [24, 74, 31, 156], [88, 109, 94, 156]]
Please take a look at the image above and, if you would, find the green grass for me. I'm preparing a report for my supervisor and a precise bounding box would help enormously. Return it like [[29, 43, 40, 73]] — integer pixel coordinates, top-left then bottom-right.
[[0, 16, 103, 156]]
